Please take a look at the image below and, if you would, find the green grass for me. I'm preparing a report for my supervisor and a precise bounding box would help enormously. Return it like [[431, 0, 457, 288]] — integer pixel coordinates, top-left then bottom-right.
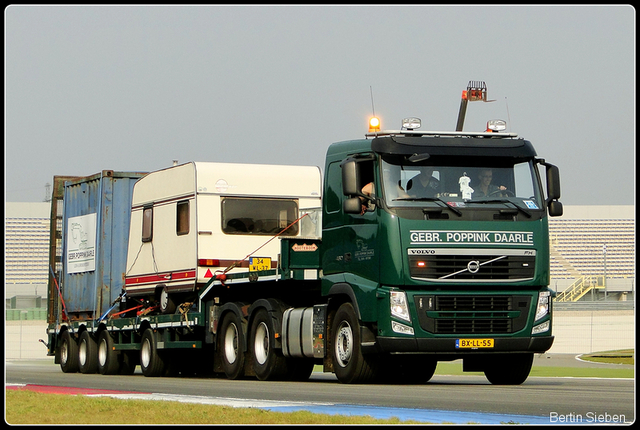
[[5, 390, 423, 425], [579, 349, 634, 366]]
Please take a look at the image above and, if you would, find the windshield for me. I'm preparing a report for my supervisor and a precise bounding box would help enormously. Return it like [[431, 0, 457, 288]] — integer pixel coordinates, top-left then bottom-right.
[[381, 158, 543, 211]]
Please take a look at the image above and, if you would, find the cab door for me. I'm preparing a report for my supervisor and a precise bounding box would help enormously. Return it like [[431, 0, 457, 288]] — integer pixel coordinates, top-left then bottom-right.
[[322, 157, 380, 283], [341, 158, 379, 285], [320, 161, 346, 277]]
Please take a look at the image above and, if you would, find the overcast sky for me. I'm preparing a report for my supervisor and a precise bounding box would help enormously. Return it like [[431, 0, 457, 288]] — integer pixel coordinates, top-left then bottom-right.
[[4, 5, 635, 206]]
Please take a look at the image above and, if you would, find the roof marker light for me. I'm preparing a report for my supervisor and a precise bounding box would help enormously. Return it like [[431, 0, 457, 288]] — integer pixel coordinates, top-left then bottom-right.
[[369, 117, 380, 132], [486, 119, 507, 132], [401, 117, 421, 130]]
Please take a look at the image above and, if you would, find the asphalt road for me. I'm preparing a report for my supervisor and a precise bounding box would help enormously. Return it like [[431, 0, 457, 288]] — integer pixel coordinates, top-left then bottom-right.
[[5, 355, 635, 424]]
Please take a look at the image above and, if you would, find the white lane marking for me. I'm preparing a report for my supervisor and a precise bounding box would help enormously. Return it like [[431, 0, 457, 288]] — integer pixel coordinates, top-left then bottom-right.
[[86, 392, 335, 409]]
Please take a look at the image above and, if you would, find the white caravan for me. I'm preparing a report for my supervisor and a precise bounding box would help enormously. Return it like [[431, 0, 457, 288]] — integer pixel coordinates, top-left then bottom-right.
[[124, 162, 322, 312]]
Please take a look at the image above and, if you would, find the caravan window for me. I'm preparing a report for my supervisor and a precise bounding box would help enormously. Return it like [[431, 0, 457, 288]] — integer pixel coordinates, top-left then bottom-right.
[[176, 200, 189, 235], [142, 206, 153, 242], [221, 197, 299, 236]]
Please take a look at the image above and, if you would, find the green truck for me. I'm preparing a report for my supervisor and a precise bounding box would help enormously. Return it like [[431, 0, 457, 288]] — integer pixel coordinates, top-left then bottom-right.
[[46, 85, 562, 385]]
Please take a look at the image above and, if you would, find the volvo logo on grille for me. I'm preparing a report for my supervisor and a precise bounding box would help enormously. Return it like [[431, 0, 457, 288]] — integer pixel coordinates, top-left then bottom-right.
[[467, 260, 481, 273]]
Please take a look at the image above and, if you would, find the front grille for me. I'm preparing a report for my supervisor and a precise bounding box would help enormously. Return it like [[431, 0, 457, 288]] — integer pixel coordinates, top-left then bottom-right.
[[409, 252, 535, 281], [415, 294, 531, 335], [435, 318, 512, 334], [436, 295, 511, 311]]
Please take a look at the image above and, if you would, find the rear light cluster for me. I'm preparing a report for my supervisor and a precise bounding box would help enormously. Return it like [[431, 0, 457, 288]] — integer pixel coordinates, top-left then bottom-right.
[[198, 259, 220, 267]]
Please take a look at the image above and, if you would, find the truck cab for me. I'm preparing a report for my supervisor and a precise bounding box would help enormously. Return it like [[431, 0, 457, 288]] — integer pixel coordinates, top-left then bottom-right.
[[319, 118, 562, 384]]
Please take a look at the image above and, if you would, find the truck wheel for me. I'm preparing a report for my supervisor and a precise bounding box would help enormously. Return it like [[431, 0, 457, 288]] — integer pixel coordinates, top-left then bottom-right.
[[59, 330, 79, 373], [140, 328, 166, 377], [331, 303, 381, 383], [411, 357, 437, 384], [250, 309, 287, 381], [78, 331, 98, 374], [219, 312, 245, 379], [97, 330, 120, 375], [484, 353, 533, 385]]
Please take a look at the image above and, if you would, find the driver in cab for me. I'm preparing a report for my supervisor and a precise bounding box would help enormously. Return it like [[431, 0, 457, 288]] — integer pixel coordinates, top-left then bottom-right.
[[474, 168, 507, 197]]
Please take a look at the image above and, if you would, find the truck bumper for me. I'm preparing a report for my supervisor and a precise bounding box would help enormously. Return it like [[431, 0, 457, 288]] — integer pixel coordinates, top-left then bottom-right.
[[373, 335, 554, 354]]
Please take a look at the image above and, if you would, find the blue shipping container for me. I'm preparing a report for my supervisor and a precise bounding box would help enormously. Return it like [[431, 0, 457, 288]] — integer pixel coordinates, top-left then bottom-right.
[[61, 170, 146, 321]]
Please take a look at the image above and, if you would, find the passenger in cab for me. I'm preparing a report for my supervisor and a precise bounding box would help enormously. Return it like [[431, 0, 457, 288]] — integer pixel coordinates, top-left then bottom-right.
[[406, 166, 440, 198]]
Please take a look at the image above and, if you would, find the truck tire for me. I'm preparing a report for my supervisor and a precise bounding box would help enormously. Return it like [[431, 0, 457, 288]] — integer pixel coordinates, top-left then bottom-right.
[[331, 302, 381, 383], [59, 330, 79, 373], [219, 312, 245, 379], [97, 330, 120, 375], [140, 328, 166, 377], [249, 309, 288, 381], [78, 331, 98, 374], [484, 353, 533, 385]]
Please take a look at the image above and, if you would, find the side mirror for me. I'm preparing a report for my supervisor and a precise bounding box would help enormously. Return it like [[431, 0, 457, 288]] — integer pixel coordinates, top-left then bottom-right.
[[546, 164, 561, 201], [545, 163, 562, 217], [343, 197, 362, 214], [341, 159, 359, 196], [548, 200, 563, 217]]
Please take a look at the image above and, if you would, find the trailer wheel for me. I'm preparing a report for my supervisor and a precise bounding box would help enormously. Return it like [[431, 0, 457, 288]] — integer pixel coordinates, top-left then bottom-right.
[[59, 330, 79, 373], [219, 312, 245, 379], [484, 353, 533, 385], [250, 309, 288, 381], [97, 330, 120, 375], [331, 302, 381, 383], [140, 328, 166, 377], [78, 331, 98, 374]]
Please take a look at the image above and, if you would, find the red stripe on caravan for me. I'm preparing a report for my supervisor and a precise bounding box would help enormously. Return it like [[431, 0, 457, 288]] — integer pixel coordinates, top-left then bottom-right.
[[125, 270, 196, 286]]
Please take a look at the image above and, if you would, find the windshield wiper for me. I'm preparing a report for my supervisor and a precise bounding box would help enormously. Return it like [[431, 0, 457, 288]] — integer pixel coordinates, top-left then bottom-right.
[[394, 197, 462, 217], [472, 198, 532, 218]]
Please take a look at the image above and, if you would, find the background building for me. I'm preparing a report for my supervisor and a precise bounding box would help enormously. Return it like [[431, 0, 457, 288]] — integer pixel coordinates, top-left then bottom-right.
[[549, 205, 635, 302], [5, 202, 50, 317]]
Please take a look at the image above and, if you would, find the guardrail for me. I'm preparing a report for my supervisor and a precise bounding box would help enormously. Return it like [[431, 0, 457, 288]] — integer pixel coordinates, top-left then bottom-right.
[[554, 300, 634, 311], [555, 276, 605, 302]]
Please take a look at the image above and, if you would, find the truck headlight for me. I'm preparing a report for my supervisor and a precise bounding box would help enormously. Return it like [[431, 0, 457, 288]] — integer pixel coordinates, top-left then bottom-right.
[[390, 290, 411, 322], [535, 291, 551, 322]]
